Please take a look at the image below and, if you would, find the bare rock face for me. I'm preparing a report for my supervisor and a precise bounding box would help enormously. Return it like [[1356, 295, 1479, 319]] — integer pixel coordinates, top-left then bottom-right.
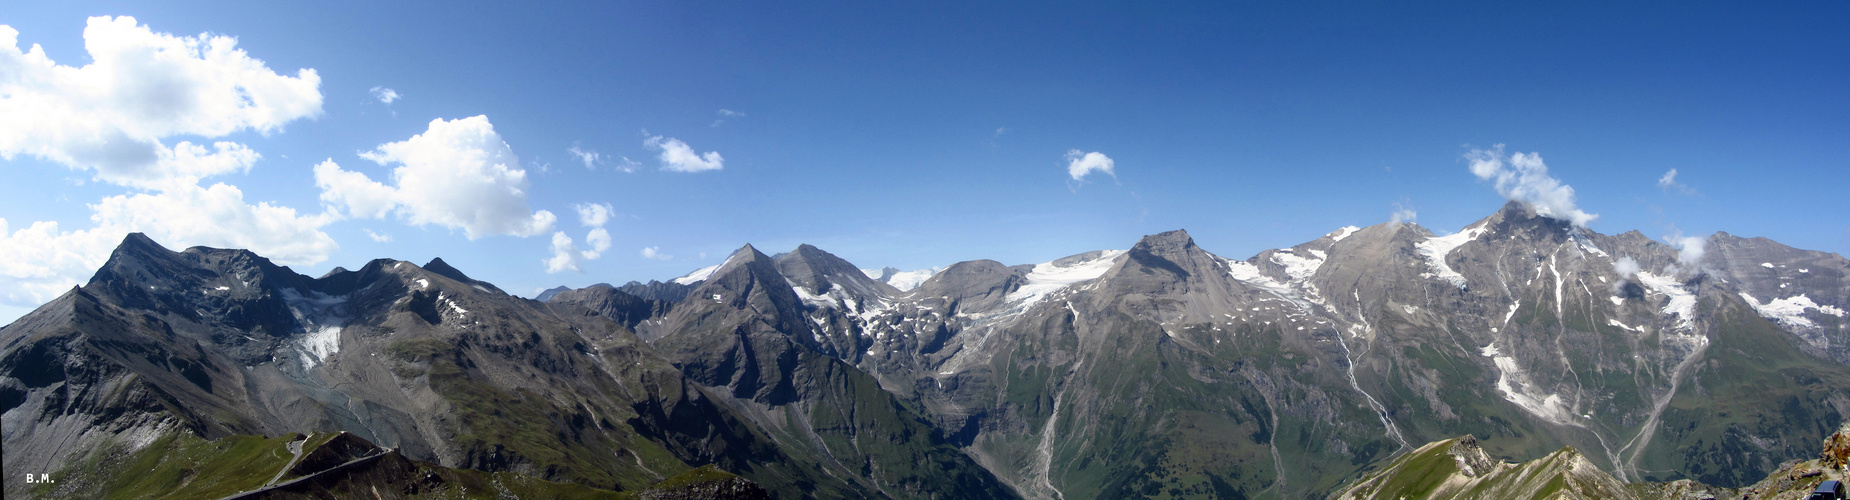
[[638, 465, 771, 500], [1448, 435, 1499, 478], [1823, 423, 1850, 469]]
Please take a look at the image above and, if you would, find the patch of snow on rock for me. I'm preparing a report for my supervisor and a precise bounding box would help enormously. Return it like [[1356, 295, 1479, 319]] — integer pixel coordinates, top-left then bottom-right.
[[1607, 318, 1645, 333], [1005, 250, 1126, 308], [884, 268, 939, 291], [1270, 249, 1325, 282], [1485, 345, 1575, 425], [1739, 293, 1842, 328], [1416, 225, 1488, 289], [1330, 226, 1361, 242], [1635, 271, 1697, 330], [301, 326, 342, 367], [674, 263, 723, 285]]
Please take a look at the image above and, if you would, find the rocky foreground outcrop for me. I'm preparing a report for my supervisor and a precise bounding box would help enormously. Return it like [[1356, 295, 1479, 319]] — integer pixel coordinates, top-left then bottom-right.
[[1338, 422, 1850, 500]]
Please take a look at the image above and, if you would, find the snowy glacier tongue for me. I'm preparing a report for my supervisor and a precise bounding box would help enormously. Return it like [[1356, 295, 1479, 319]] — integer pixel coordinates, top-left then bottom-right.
[[1329, 226, 1361, 242], [1634, 271, 1697, 330], [281, 287, 351, 368], [674, 263, 723, 285], [1740, 292, 1846, 329], [884, 269, 938, 291], [1005, 250, 1126, 308], [1416, 224, 1487, 288]]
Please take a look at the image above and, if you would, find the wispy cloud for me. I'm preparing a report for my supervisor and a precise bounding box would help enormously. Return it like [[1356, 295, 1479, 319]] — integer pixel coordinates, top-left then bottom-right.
[[1657, 168, 1696, 195], [567, 145, 601, 170], [711, 109, 746, 127], [1389, 203, 1418, 225], [641, 246, 672, 260], [365, 229, 391, 242], [1465, 145, 1597, 227], [644, 134, 724, 172], [613, 156, 640, 173], [369, 86, 400, 104]]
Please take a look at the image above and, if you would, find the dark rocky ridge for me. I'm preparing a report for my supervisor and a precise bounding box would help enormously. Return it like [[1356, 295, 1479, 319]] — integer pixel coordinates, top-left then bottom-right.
[[2, 234, 1011, 499]]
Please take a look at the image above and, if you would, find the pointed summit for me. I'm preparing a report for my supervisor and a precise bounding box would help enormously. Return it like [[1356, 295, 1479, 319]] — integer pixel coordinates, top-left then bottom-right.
[[1124, 229, 1208, 280], [776, 244, 899, 298], [1477, 200, 1574, 244], [1131, 229, 1197, 257], [89, 233, 186, 290], [422, 257, 472, 283], [420, 257, 503, 294]]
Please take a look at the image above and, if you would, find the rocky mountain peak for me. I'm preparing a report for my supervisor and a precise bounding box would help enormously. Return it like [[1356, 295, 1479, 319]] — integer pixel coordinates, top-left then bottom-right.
[[422, 257, 471, 283], [1447, 435, 1499, 478], [1481, 200, 1575, 243], [420, 257, 504, 295], [775, 244, 898, 298], [1131, 229, 1197, 257], [91, 233, 187, 284], [698, 244, 798, 308], [1122, 229, 1213, 282]]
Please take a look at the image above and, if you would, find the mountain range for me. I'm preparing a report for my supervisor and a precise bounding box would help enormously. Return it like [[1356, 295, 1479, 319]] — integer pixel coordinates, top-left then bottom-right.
[[5, 201, 1847, 499]]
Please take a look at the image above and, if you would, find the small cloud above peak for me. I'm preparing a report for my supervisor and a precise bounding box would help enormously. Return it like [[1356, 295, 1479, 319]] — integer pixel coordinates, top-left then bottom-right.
[[1390, 203, 1418, 225], [641, 246, 673, 260], [1065, 150, 1115, 182], [1465, 145, 1597, 227]]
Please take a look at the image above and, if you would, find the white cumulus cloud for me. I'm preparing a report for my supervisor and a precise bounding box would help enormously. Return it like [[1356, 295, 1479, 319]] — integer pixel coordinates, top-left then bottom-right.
[[0, 16, 322, 188], [1, 184, 339, 307], [314, 115, 557, 239], [545, 232, 582, 273], [0, 16, 336, 313], [575, 203, 612, 227], [583, 228, 611, 259], [1065, 150, 1115, 181], [644, 134, 723, 172], [641, 246, 672, 260], [1665, 231, 1708, 268], [1613, 256, 1640, 280], [1465, 145, 1597, 227], [365, 229, 391, 242]]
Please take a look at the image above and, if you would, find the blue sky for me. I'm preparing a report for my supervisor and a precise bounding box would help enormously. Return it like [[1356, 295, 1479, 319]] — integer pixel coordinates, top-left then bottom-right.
[[4, 1, 1847, 324]]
